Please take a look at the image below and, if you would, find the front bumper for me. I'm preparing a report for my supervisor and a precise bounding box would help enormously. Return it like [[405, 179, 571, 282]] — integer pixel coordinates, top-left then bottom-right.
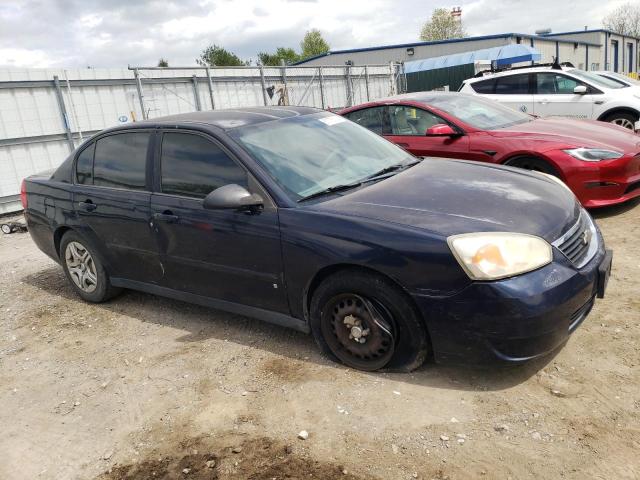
[[564, 154, 640, 208], [413, 238, 609, 365]]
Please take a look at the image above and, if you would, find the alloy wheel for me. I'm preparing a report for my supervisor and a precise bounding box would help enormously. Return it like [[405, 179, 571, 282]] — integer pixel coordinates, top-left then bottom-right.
[[65, 241, 98, 293], [610, 118, 635, 130]]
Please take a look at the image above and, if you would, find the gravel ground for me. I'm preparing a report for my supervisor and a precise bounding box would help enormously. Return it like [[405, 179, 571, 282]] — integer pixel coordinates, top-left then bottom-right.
[[1, 199, 639, 480]]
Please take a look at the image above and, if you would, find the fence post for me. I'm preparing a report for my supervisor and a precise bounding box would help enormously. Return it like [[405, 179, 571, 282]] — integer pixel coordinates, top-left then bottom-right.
[[259, 65, 269, 106], [191, 75, 202, 111], [389, 62, 396, 96], [318, 67, 325, 109], [364, 66, 370, 101], [280, 61, 288, 105], [205, 67, 215, 110], [53, 75, 75, 152], [133, 68, 148, 119], [345, 65, 353, 107]]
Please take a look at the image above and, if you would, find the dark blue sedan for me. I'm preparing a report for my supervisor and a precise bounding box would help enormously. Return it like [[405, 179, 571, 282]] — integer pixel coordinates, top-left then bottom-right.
[[23, 107, 612, 371]]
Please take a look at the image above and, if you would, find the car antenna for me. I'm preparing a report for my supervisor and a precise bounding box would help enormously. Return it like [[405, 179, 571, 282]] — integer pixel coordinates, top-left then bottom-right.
[[551, 56, 562, 70]]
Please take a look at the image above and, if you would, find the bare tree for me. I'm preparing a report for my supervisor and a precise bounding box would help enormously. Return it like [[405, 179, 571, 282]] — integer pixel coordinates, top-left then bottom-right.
[[603, 2, 640, 37], [419, 8, 466, 42]]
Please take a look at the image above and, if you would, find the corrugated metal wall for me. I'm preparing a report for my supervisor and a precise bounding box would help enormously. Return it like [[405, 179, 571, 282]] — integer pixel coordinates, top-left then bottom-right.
[[0, 65, 398, 214]]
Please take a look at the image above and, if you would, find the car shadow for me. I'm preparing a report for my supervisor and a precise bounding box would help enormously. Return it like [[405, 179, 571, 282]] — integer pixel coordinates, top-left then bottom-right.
[[22, 265, 557, 392], [590, 197, 640, 219]]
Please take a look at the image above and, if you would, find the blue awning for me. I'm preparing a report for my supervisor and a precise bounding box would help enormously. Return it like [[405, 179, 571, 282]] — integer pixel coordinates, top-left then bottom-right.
[[404, 44, 541, 74]]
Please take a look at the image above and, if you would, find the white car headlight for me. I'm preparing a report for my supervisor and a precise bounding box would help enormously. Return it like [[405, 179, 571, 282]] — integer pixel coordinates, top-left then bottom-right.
[[563, 147, 623, 162], [448, 233, 552, 280]]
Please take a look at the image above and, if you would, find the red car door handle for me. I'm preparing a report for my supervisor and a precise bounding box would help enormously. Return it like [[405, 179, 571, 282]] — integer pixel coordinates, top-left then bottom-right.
[[396, 142, 410, 148]]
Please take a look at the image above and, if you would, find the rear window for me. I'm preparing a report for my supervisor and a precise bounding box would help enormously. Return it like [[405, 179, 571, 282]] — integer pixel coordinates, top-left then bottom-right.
[[471, 78, 495, 94], [93, 132, 150, 190]]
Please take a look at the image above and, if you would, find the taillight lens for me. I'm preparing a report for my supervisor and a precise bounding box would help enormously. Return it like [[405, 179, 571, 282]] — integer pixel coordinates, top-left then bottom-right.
[[20, 179, 27, 209]]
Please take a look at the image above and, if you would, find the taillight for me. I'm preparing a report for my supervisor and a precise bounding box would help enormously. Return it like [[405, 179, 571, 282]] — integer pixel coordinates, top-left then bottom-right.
[[20, 179, 27, 209]]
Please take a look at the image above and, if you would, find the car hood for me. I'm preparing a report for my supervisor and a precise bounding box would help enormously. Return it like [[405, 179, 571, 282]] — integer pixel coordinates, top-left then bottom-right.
[[492, 117, 640, 153], [309, 159, 580, 242]]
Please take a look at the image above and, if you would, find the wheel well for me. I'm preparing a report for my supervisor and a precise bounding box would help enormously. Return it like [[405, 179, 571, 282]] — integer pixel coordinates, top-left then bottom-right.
[[53, 226, 72, 258], [502, 154, 562, 179], [597, 107, 640, 122], [304, 264, 431, 342]]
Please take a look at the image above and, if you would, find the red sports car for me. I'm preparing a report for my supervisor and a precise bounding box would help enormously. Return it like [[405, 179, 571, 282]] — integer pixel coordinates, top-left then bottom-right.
[[339, 93, 640, 208]]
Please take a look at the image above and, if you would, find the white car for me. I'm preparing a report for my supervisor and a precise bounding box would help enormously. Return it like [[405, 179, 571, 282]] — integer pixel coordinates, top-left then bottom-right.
[[459, 65, 640, 131]]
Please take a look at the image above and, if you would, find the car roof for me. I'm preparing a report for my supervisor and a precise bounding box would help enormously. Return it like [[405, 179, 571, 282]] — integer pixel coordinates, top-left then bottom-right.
[[136, 106, 322, 130], [343, 91, 473, 109], [465, 65, 572, 83]]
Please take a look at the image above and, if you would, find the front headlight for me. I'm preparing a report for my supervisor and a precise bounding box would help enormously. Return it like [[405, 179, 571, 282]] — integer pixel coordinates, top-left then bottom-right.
[[448, 233, 552, 280], [563, 147, 623, 162]]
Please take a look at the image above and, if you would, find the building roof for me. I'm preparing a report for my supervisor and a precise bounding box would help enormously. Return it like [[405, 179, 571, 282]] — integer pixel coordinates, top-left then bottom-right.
[[294, 32, 601, 65], [540, 28, 640, 40]]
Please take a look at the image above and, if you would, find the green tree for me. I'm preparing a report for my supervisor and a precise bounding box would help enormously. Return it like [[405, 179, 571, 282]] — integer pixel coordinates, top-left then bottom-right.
[[257, 47, 301, 66], [157, 58, 169, 67], [419, 8, 466, 41], [603, 2, 640, 37], [196, 45, 246, 67], [300, 29, 330, 59]]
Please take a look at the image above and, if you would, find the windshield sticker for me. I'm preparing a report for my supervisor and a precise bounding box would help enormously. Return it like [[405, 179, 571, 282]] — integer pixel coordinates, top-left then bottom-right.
[[319, 116, 347, 126]]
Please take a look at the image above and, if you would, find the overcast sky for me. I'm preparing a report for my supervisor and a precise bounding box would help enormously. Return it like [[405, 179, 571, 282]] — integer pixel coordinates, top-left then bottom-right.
[[0, 0, 628, 68]]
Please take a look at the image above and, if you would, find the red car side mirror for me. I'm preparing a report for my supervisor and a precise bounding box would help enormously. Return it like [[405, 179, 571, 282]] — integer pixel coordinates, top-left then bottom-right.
[[426, 124, 456, 136]]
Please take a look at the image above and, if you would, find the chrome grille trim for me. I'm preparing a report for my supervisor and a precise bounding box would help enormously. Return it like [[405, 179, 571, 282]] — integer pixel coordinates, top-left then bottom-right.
[[552, 210, 599, 269]]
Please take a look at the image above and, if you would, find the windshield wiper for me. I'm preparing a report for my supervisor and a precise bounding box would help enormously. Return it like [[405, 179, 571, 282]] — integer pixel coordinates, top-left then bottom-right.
[[361, 159, 422, 182], [298, 182, 362, 202]]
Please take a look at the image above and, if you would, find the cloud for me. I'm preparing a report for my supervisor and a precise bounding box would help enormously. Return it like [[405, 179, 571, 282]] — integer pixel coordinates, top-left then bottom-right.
[[0, 0, 626, 68]]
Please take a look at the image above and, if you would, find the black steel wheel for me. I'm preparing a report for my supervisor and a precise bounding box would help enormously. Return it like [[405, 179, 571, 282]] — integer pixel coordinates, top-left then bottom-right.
[[310, 269, 429, 372]]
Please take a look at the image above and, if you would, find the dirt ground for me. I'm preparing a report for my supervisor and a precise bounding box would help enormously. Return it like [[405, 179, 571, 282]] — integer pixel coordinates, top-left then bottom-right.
[[1, 200, 639, 480]]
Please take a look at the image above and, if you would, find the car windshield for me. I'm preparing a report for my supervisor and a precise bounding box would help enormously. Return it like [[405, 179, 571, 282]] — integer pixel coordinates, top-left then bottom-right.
[[229, 112, 414, 200], [428, 94, 532, 130], [600, 71, 640, 86], [568, 69, 625, 89]]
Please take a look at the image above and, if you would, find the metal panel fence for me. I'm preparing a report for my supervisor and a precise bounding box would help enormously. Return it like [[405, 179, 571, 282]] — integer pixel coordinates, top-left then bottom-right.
[[0, 64, 401, 214]]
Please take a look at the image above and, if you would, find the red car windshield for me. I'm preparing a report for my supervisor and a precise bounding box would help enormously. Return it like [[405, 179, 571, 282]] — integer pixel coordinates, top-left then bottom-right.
[[429, 95, 532, 130]]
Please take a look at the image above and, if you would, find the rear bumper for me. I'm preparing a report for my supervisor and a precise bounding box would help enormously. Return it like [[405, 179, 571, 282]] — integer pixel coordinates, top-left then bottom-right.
[[413, 239, 607, 365]]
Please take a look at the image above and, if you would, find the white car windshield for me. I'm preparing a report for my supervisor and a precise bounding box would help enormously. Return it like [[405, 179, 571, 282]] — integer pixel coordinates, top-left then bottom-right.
[[229, 112, 415, 200], [568, 69, 625, 89], [428, 95, 532, 130]]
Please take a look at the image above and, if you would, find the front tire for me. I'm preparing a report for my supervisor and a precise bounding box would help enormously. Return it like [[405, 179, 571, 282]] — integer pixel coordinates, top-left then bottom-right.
[[605, 111, 637, 130], [310, 270, 429, 372], [504, 156, 560, 177], [60, 231, 121, 303]]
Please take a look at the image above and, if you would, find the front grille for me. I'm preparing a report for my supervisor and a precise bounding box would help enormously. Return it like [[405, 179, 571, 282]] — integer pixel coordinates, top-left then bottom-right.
[[552, 211, 597, 268]]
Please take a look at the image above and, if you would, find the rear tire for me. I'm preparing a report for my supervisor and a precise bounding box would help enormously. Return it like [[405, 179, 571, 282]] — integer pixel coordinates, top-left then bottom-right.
[[504, 156, 560, 177], [604, 111, 637, 130], [60, 231, 121, 303], [309, 270, 429, 372]]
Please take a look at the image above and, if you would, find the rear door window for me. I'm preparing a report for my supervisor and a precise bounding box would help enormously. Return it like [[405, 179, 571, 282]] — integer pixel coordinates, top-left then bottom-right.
[[343, 107, 390, 135], [93, 132, 150, 190], [494, 74, 530, 94], [160, 132, 247, 198], [535, 73, 586, 94]]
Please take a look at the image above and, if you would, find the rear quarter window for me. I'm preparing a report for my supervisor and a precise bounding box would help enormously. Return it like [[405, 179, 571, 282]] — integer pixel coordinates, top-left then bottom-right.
[[75, 143, 95, 185], [471, 78, 495, 94]]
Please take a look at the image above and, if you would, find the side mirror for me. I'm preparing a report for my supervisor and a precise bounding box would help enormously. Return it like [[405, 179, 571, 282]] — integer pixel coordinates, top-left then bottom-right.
[[203, 184, 263, 213], [573, 85, 588, 95], [426, 124, 457, 136]]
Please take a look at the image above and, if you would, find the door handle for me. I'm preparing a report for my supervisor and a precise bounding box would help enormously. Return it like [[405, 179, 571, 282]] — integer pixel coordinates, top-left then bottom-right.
[[78, 200, 97, 212], [538, 99, 549, 105], [152, 212, 179, 223], [396, 142, 410, 148]]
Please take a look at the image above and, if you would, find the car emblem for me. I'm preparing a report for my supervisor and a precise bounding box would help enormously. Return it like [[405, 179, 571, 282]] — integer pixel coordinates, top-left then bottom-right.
[[520, 105, 527, 113], [581, 230, 591, 245]]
